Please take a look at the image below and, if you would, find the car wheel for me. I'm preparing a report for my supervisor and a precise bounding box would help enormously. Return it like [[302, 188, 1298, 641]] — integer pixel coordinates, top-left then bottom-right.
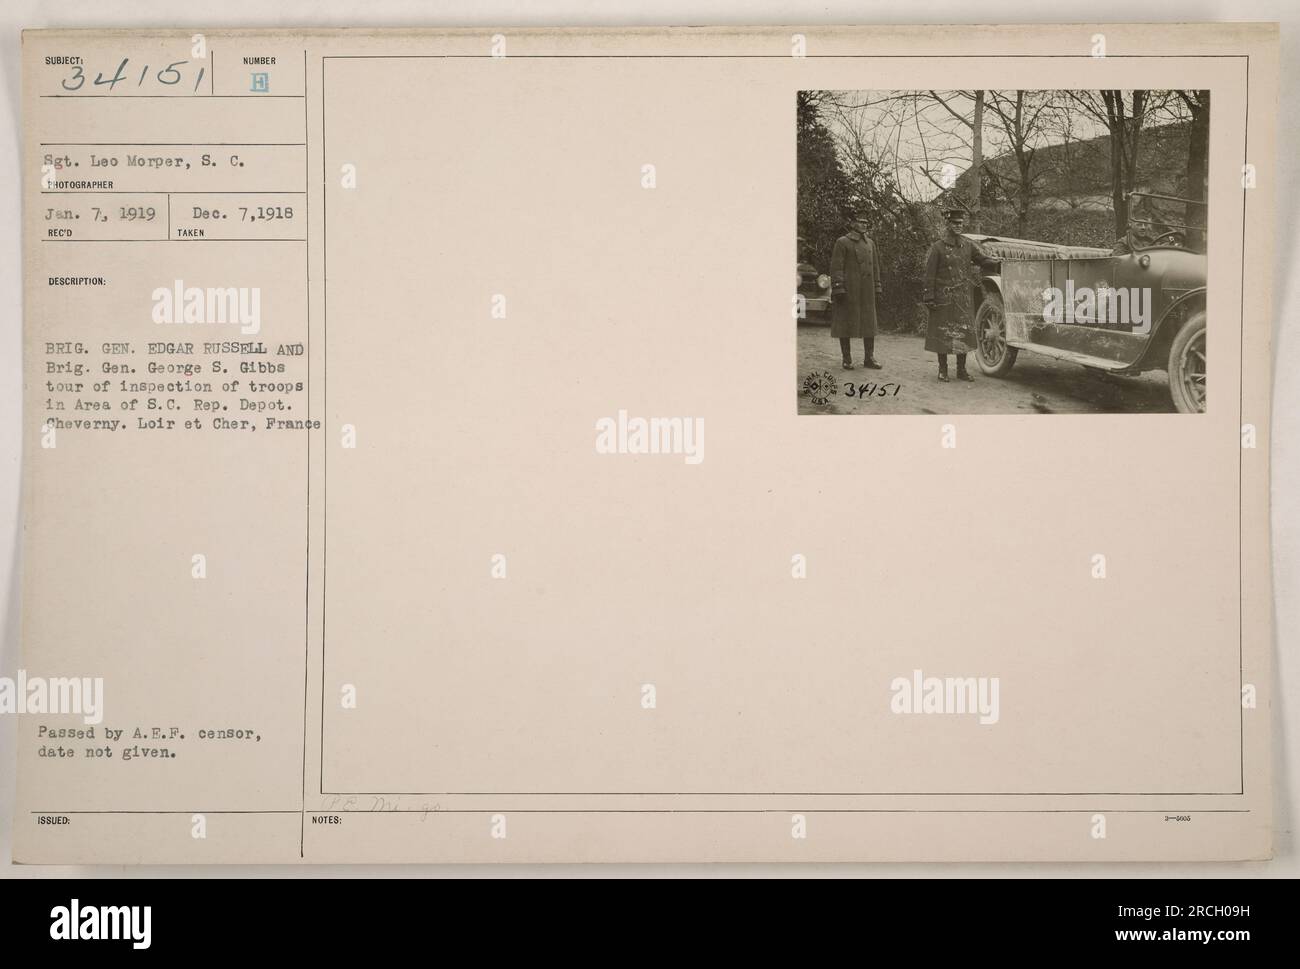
[[975, 292, 1017, 376], [1167, 311, 1207, 414]]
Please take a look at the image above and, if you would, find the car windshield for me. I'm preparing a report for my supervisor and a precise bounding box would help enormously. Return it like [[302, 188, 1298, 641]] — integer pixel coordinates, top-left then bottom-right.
[[1124, 191, 1207, 254]]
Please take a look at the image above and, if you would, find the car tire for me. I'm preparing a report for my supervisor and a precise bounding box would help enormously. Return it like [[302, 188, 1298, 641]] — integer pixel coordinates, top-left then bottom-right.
[[1167, 310, 1207, 414], [975, 292, 1017, 376]]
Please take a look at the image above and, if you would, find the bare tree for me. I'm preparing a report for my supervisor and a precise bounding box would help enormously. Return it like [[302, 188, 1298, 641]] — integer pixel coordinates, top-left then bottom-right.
[[922, 90, 985, 222], [1176, 90, 1209, 204], [1146, 89, 1209, 247], [824, 90, 988, 219], [1067, 90, 1166, 237], [984, 90, 1057, 236]]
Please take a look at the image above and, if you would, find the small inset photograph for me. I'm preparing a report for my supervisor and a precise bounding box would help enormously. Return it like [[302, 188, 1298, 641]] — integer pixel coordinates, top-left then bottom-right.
[[796, 89, 1209, 415]]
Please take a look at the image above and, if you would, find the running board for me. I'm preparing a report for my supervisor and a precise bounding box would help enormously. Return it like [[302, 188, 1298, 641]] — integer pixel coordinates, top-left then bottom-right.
[[1006, 342, 1135, 372]]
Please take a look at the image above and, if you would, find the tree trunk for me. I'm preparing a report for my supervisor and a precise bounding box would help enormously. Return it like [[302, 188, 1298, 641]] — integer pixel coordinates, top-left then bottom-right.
[[1185, 94, 1208, 200], [970, 91, 983, 227], [1183, 91, 1209, 248], [1103, 92, 1128, 238], [1123, 90, 1147, 204], [1012, 92, 1032, 236]]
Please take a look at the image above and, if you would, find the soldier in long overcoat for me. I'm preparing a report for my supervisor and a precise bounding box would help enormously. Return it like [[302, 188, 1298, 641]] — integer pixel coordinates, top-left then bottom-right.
[[923, 207, 996, 381], [830, 211, 883, 370]]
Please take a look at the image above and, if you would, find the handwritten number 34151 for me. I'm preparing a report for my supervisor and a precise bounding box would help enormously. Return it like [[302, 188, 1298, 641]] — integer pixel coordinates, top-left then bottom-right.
[[844, 382, 902, 399], [62, 58, 206, 93]]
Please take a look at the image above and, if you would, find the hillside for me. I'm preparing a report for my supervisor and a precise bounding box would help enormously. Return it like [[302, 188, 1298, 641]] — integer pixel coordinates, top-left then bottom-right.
[[953, 120, 1195, 208]]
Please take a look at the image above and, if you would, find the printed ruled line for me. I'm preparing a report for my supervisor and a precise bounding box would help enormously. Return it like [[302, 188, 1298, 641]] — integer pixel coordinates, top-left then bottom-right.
[[300, 45, 312, 861], [321, 53, 1245, 59], [40, 93, 304, 99], [324, 790, 1249, 797], [41, 237, 306, 243], [39, 142, 305, 146], [31, 809, 1254, 816], [41, 191, 307, 195], [1239, 57, 1250, 796], [32, 810, 300, 815]]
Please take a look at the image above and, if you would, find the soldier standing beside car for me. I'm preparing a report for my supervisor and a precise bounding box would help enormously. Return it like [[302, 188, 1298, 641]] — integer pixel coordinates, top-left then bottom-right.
[[830, 210, 884, 371], [923, 207, 996, 382]]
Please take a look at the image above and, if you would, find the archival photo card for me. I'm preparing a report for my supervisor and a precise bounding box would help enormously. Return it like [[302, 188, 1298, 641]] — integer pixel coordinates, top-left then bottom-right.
[[13, 24, 1276, 864]]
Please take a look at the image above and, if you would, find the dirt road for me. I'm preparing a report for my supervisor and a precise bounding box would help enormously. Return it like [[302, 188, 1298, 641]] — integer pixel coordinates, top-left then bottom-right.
[[797, 326, 1175, 416]]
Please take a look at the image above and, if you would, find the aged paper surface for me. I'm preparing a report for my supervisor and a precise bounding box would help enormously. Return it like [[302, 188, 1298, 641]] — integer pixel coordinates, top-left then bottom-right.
[[15, 24, 1276, 862]]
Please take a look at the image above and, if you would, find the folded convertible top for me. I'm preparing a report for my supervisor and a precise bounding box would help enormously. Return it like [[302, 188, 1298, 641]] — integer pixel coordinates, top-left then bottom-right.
[[963, 233, 1114, 261]]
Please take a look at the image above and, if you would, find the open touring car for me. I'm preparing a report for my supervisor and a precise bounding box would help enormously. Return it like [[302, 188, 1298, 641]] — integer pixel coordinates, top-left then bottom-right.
[[965, 192, 1207, 413]]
